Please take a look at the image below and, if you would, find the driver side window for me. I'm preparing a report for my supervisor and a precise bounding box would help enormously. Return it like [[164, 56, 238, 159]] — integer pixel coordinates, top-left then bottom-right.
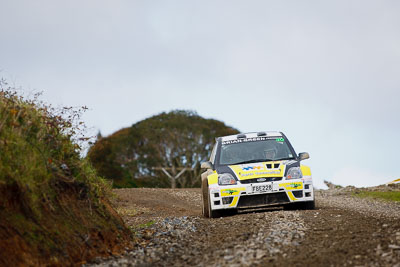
[[210, 143, 217, 165]]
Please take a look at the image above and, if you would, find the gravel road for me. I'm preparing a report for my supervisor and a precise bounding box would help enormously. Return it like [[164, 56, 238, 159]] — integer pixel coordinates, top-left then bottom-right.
[[85, 187, 400, 267]]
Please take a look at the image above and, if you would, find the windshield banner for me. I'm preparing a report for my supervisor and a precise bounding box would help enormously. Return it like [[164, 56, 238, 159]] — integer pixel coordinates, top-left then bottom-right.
[[222, 137, 282, 145]]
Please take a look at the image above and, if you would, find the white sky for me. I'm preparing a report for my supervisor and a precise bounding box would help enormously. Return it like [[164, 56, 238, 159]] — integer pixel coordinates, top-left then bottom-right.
[[1, 0, 399, 188]]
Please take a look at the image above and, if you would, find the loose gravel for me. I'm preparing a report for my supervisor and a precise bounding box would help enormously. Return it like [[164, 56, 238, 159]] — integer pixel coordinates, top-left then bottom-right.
[[87, 210, 307, 267], [85, 186, 400, 267]]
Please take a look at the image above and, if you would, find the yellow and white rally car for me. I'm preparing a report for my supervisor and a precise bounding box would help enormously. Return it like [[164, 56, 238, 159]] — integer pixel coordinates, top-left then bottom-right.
[[201, 131, 314, 218]]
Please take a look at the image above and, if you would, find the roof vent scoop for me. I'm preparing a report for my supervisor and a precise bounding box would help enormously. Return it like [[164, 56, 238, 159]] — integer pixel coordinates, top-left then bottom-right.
[[237, 134, 246, 139], [257, 132, 267, 137]]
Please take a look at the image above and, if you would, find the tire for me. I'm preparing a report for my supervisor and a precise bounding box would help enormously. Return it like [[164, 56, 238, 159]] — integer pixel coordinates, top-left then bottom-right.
[[223, 209, 238, 217], [297, 200, 315, 210], [284, 202, 298, 210], [201, 178, 210, 218], [303, 200, 315, 210]]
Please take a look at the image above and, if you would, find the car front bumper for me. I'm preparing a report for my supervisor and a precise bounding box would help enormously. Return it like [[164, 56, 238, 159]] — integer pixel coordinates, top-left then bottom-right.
[[209, 178, 314, 210]]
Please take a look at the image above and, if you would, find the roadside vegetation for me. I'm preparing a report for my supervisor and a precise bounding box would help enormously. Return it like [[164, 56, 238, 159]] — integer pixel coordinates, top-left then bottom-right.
[[88, 110, 239, 188], [0, 80, 132, 266], [354, 190, 400, 202]]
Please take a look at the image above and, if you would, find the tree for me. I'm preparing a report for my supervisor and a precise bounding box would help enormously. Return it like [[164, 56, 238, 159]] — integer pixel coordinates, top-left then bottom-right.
[[87, 110, 239, 188]]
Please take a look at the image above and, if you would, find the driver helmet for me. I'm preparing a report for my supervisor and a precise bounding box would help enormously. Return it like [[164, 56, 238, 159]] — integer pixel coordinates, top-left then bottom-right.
[[225, 146, 244, 161], [264, 147, 277, 159]]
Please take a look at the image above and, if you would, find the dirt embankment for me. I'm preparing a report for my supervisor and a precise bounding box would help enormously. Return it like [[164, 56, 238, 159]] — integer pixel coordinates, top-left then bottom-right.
[[85, 186, 400, 267]]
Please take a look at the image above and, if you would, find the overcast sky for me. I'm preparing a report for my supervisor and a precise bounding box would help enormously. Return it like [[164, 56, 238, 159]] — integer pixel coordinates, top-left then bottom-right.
[[1, 0, 399, 188]]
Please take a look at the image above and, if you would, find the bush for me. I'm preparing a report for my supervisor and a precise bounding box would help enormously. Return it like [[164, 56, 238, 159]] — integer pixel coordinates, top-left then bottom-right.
[[88, 110, 239, 188], [0, 80, 109, 206]]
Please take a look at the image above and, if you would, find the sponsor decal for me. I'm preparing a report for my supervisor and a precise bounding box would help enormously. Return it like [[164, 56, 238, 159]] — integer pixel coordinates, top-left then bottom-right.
[[260, 170, 280, 175], [276, 137, 285, 142], [222, 137, 277, 145], [279, 182, 303, 190], [290, 183, 301, 189], [242, 165, 264, 171], [221, 187, 246, 197], [221, 189, 238, 195], [240, 170, 281, 177]]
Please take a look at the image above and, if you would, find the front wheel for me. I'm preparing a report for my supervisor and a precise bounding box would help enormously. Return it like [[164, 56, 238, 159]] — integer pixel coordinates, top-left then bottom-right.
[[223, 209, 238, 217], [295, 200, 315, 210], [284, 200, 315, 210], [301, 200, 315, 210], [201, 178, 210, 218]]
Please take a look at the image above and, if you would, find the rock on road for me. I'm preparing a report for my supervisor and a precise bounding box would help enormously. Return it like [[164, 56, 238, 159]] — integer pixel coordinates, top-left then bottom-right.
[[87, 187, 400, 267]]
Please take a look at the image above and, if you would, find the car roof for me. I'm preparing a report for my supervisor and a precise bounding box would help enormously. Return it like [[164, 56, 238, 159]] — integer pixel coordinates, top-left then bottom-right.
[[218, 131, 283, 142]]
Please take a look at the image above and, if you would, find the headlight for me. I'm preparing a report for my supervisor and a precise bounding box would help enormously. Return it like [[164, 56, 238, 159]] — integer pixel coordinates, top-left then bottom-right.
[[286, 167, 303, 179], [218, 173, 237, 185]]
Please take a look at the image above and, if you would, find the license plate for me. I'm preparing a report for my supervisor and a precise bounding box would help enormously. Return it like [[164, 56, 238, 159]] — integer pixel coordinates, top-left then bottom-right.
[[252, 184, 272, 193]]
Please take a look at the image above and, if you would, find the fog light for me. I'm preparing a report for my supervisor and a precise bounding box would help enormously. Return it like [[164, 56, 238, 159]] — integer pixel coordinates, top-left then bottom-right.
[[293, 190, 303, 198], [222, 197, 234, 205]]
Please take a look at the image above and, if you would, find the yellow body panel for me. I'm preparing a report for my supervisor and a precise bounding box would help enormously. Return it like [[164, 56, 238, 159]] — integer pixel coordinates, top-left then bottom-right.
[[287, 191, 296, 201], [230, 197, 239, 207], [300, 165, 311, 176], [208, 173, 218, 185]]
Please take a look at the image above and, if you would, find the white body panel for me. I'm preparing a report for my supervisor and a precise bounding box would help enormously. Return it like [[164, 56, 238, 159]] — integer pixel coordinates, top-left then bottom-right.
[[209, 178, 314, 210]]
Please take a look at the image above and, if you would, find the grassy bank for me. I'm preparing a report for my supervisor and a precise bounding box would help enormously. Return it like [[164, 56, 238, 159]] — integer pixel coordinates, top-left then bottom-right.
[[0, 83, 132, 266], [354, 191, 400, 202]]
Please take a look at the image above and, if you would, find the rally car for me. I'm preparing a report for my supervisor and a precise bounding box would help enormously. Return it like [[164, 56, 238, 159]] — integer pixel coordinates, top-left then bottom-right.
[[201, 131, 314, 218]]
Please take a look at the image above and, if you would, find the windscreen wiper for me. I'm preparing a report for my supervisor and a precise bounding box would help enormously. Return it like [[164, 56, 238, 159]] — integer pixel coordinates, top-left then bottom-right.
[[274, 157, 296, 161]]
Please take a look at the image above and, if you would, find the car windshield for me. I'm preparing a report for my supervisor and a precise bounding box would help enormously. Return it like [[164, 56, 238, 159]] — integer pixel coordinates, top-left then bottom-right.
[[218, 137, 294, 165]]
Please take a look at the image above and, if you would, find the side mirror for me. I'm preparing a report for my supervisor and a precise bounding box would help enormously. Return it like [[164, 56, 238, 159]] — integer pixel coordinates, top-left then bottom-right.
[[201, 161, 213, 169], [298, 152, 310, 161]]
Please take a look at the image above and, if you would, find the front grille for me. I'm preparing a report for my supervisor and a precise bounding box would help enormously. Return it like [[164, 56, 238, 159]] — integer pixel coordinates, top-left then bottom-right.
[[266, 163, 280, 169], [237, 192, 289, 208], [239, 177, 282, 184]]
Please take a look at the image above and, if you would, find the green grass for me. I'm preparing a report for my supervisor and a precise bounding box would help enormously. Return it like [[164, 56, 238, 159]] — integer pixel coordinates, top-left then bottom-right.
[[354, 191, 400, 202], [137, 220, 155, 228], [128, 220, 156, 237]]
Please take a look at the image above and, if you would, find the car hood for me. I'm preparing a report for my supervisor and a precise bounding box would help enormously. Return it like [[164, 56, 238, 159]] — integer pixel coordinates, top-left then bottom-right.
[[216, 160, 300, 181]]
